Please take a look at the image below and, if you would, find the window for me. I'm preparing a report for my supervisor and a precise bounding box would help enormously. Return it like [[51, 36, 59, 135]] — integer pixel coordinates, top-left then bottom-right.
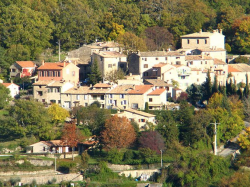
[[109, 94, 113, 98], [58, 100, 61, 104], [205, 61, 207, 64], [149, 98, 153, 102], [197, 78, 199, 82], [197, 39, 199, 44], [84, 95, 88, 100], [93, 95, 97, 100], [48, 88, 53, 93], [85, 103, 88, 107], [42, 99, 45, 102], [176, 61, 181, 65], [72, 71, 75, 76], [141, 119, 145, 122], [145, 58, 147, 61], [123, 100, 127, 105], [101, 95, 104, 100], [187, 39, 190, 44], [109, 100, 113, 104], [56, 88, 60, 92], [165, 57, 168, 60], [205, 39, 207, 44], [108, 64, 112, 68], [144, 64, 148, 68], [197, 71, 199, 75], [12, 69, 16, 72], [176, 57, 180, 59], [181, 76, 185, 79], [120, 94, 124, 99], [38, 91, 43, 96], [76, 95, 80, 100], [190, 61, 193, 65], [58, 71, 61, 77], [113, 63, 116, 66], [143, 72, 148, 76], [39, 86, 41, 88], [201, 61, 203, 65], [132, 103, 138, 109], [156, 58, 159, 60]]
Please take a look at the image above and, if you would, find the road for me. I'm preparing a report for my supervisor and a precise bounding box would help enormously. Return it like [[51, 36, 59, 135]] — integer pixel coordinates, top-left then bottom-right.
[[218, 121, 250, 157]]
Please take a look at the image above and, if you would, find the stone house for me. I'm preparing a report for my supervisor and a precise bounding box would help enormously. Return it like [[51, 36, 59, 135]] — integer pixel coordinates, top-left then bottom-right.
[[9, 61, 36, 78], [181, 29, 225, 50], [147, 88, 167, 110], [116, 109, 156, 130], [228, 64, 250, 84], [66, 41, 121, 81], [37, 61, 79, 86], [128, 51, 185, 79], [33, 80, 74, 105], [27, 140, 70, 154], [128, 85, 154, 110], [91, 51, 127, 77], [61, 86, 90, 108], [1, 82, 19, 98], [144, 79, 173, 98], [185, 55, 214, 69]]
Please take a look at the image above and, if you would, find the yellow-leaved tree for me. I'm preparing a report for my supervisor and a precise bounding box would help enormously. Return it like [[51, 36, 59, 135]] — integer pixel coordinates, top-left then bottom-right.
[[48, 104, 70, 125], [238, 127, 250, 150]]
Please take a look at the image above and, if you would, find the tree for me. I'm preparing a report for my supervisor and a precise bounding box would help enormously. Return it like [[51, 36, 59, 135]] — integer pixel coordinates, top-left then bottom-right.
[[238, 127, 250, 150], [212, 75, 218, 94], [145, 102, 149, 113], [104, 69, 125, 83], [202, 70, 212, 101], [144, 26, 174, 51], [171, 79, 179, 88], [116, 32, 147, 54], [48, 104, 70, 125], [244, 74, 249, 98], [186, 84, 203, 105], [139, 131, 165, 154], [0, 4, 54, 60], [234, 55, 249, 64], [0, 84, 11, 109], [101, 115, 136, 150], [2, 100, 54, 140], [61, 122, 84, 160], [88, 60, 102, 85]]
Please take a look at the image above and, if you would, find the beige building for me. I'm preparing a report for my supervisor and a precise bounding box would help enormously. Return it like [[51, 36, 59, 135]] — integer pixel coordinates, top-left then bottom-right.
[[10, 61, 36, 78], [1, 83, 19, 98], [147, 89, 167, 110], [61, 86, 90, 108], [144, 79, 173, 97], [33, 80, 74, 105], [181, 29, 225, 50], [186, 55, 214, 69], [91, 51, 127, 77], [116, 109, 156, 130], [228, 64, 250, 84], [128, 85, 154, 110], [128, 51, 185, 78]]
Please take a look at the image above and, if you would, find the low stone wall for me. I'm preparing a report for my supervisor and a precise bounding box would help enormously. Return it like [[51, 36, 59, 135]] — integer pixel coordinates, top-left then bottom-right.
[[0, 169, 55, 176], [119, 169, 161, 178], [108, 163, 168, 171], [16, 159, 54, 166], [0, 173, 82, 185]]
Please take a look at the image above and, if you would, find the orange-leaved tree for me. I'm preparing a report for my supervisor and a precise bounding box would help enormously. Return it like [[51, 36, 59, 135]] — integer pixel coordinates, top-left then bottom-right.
[[101, 115, 136, 150], [61, 121, 84, 160]]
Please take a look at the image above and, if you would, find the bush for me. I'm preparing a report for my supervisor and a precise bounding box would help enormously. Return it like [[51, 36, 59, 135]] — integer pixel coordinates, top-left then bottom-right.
[[9, 177, 21, 186], [81, 151, 90, 168], [58, 161, 76, 173], [107, 148, 124, 164], [123, 150, 135, 161]]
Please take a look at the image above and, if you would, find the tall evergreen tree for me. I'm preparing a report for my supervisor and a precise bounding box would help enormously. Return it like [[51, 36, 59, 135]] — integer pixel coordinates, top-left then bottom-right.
[[202, 70, 212, 101], [212, 75, 218, 94], [88, 60, 102, 85], [244, 74, 250, 98]]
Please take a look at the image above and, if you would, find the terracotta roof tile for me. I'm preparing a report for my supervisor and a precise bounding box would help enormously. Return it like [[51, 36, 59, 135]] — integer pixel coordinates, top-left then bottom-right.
[[93, 83, 111, 88], [32, 80, 54, 86], [38, 62, 69, 70], [214, 58, 227, 65], [148, 89, 166, 95], [94, 51, 126, 58], [144, 79, 173, 87], [128, 85, 153, 94], [2, 83, 19, 87], [124, 108, 155, 117], [64, 86, 90, 94], [16, 61, 35, 68], [153, 63, 168, 68], [109, 84, 134, 94], [139, 51, 184, 57], [185, 55, 213, 60]]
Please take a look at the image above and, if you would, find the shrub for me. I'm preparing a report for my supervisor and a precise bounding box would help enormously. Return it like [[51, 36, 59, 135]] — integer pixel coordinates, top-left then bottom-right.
[[107, 148, 124, 164], [58, 161, 76, 173], [123, 150, 134, 161], [81, 151, 90, 168], [9, 177, 21, 186]]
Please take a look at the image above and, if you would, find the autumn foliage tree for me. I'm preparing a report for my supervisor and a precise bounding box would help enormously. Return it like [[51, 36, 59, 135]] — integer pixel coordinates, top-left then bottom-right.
[[139, 131, 165, 154], [101, 115, 136, 150], [48, 103, 70, 125], [61, 122, 84, 160]]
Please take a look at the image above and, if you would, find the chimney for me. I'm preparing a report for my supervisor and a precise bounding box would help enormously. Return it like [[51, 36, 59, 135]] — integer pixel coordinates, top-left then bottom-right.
[[219, 29, 223, 34], [42, 60, 45, 66], [199, 29, 202, 33]]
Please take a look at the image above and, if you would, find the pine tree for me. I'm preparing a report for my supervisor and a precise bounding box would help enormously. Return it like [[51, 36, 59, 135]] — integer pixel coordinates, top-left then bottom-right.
[[202, 70, 212, 101], [244, 74, 249, 98], [88, 60, 102, 85]]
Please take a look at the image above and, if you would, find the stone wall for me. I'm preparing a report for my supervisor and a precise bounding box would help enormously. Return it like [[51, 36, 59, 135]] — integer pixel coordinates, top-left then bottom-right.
[[0, 169, 55, 176], [119, 169, 161, 178], [15, 159, 54, 166], [108, 163, 169, 171], [0, 173, 82, 185]]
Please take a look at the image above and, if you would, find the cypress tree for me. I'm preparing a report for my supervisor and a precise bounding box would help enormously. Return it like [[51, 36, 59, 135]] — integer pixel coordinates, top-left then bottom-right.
[[88, 60, 102, 85], [202, 70, 212, 101], [212, 75, 218, 94], [244, 74, 249, 98]]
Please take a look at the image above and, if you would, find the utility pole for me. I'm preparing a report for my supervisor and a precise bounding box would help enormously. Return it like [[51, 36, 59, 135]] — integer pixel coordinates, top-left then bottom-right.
[[210, 121, 220, 155], [58, 39, 61, 62], [55, 156, 57, 172], [160, 150, 163, 168]]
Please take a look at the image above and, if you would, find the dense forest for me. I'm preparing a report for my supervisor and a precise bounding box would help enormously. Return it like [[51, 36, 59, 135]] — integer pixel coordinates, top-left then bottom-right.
[[1, 0, 250, 77]]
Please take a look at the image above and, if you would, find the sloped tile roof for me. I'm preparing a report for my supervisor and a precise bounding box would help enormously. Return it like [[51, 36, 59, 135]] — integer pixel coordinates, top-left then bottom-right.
[[124, 108, 155, 117], [32, 80, 54, 86], [93, 83, 111, 88], [16, 61, 35, 68], [139, 51, 184, 57], [214, 58, 227, 65], [153, 63, 168, 68], [38, 62, 69, 70], [144, 79, 173, 87], [128, 85, 153, 94], [148, 89, 166, 95], [94, 51, 126, 58], [2, 83, 19, 87], [64, 86, 90, 94], [109, 84, 134, 94], [228, 64, 250, 72], [185, 55, 213, 60]]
